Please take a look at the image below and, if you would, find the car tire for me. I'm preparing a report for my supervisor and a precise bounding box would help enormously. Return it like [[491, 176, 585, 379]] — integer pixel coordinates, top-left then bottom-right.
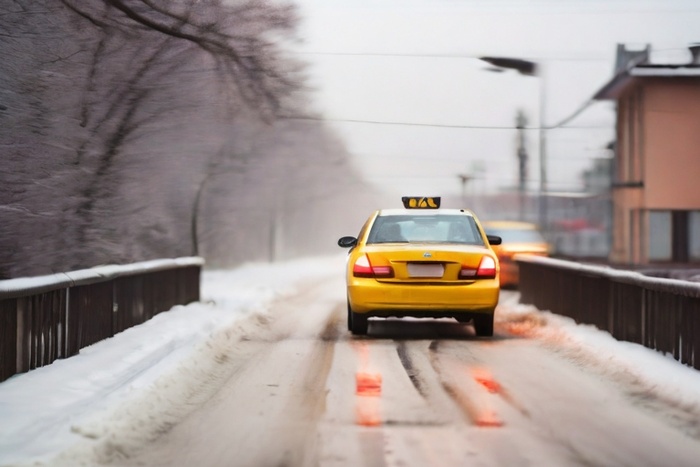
[[473, 314, 494, 337], [350, 310, 368, 335], [347, 301, 352, 331]]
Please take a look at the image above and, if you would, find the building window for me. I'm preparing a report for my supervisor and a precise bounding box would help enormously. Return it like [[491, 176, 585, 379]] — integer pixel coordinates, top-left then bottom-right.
[[690, 211, 700, 261], [648, 211, 672, 261]]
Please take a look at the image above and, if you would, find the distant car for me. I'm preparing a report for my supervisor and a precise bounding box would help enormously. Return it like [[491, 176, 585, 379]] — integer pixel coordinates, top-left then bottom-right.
[[482, 221, 549, 287], [338, 197, 502, 336]]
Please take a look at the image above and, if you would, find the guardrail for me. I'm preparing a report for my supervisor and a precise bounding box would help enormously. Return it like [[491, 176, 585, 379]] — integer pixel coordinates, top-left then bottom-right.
[[517, 256, 700, 370], [0, 257, 203, 383]]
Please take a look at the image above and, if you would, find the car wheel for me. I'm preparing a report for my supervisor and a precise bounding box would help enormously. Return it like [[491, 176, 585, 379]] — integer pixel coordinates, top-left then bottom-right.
[[350, 310, 368, 335], [473, 314, 494, 337], [347, 301, 352, 331]]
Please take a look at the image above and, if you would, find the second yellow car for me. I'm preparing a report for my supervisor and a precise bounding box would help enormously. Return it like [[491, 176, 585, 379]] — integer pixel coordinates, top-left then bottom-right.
[[482, 221, 549, 287]]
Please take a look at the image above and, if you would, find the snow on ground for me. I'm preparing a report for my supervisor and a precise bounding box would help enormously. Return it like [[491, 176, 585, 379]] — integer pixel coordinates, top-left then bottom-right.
[[0, 255, 344, 467], [2, 254, 700, 466], [496, 293, 700, 423]]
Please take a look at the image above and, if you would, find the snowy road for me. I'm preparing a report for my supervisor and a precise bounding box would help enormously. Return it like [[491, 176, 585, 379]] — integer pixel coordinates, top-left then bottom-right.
[[118, 272, 700, 466], [4, 256, 700, 466]]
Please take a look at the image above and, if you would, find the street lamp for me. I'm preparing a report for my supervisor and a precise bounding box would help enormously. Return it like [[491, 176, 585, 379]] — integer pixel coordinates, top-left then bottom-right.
[[479, 57, 538, 76], [479, 56, 547, 230]]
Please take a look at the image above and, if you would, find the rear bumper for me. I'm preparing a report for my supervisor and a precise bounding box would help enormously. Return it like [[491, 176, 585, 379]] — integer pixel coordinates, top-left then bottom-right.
[[347, 277, 499, 315]]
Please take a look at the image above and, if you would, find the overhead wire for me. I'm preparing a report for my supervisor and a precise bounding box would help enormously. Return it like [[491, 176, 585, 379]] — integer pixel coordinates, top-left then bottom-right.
[[287, 51, 612, 130], [286, 114, 611, 130]]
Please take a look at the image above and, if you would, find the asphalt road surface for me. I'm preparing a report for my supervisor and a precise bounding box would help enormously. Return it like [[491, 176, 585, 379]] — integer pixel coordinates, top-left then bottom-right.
[[116, 275, 700, 467]]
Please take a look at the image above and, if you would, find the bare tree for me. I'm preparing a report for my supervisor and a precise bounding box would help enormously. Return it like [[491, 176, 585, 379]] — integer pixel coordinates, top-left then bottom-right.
[[54, 0, 303, 266], [1, 0, 304, 275], [0, 1, 89, 277], [0, 0, 372, 278]]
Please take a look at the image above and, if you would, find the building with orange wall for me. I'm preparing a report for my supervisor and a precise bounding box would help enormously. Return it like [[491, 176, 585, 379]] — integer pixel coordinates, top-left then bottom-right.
[[593, 44, 700, 265]]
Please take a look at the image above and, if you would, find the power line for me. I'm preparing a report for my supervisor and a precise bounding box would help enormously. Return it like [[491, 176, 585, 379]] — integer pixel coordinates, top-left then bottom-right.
[[294, 51, 610, 62], [286, 115, 610, 130], [547, 99, 597, 129], [288, 116, 511, 129], [287, 49, 615, 130], [298, 52, 480, 59]]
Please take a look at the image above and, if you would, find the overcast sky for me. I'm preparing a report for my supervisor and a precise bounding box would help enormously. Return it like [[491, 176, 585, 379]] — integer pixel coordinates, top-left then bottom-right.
[[292, 0, 700, 197]]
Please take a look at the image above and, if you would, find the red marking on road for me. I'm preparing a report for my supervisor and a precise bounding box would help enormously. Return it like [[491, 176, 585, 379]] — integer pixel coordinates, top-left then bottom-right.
[[472, 368, 501, 394], [470, 366, 528, 419], [352, 342, 383, 426], [475, 412, 504, 427], [469, 367, 505, 427], [356, 372, 383, 396]]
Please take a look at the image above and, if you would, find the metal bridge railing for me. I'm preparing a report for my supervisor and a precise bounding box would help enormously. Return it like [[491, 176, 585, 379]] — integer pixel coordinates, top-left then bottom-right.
[[0, 257, 203, 383], [517, 256, 700, 370]]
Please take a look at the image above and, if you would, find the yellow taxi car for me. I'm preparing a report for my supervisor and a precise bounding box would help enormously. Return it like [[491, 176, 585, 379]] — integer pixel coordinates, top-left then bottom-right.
[[482, 220, 549, 287], [338, 197, 502, 336]]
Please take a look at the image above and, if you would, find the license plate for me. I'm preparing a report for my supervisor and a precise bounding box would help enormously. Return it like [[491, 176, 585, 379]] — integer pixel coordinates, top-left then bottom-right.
[[407, 263, 444, 278]]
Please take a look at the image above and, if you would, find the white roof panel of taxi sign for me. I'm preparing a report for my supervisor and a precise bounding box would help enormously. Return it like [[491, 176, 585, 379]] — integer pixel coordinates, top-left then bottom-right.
[[378, 208, 474, 217]]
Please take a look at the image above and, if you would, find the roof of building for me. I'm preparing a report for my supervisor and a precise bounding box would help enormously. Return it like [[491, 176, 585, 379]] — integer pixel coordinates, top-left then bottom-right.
[[594, 65, 700, 100], [594, 44, 700, 100]]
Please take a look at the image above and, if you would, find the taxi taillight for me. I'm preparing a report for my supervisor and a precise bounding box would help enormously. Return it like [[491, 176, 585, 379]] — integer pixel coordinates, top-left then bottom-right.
[[353, 255, 394, 278], [460, 256, 497, 280]]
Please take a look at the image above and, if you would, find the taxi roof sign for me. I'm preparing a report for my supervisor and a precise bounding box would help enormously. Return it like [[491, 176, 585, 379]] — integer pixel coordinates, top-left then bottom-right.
[[402, 196, 441, 209]]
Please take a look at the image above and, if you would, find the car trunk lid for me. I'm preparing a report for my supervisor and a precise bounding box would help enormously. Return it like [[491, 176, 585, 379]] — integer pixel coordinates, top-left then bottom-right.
[[363, 244, 495, 283]]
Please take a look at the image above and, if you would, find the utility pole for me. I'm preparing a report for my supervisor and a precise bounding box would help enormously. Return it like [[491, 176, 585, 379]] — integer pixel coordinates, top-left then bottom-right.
[[516, 110, 528, 221], [537, 71, 548, 233]]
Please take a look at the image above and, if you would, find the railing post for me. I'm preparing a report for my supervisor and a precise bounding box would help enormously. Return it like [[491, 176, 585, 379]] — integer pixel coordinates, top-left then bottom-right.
[[0, 299, 17, 382]]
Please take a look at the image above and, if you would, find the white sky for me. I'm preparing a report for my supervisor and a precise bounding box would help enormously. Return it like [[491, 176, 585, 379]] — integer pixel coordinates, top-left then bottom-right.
[[292, 0, 700, 196], [2, 255, 700, 465]]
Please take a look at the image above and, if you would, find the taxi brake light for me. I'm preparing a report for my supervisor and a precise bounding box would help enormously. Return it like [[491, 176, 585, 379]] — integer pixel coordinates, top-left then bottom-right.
[[353, 255, 373, 277], [353, 255, 394, 278], [475, 256, 497, 279], [460, 256, 497, 279]]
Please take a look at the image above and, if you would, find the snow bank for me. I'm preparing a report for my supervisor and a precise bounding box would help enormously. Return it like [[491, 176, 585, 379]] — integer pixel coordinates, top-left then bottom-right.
[[497, 293, 700, 426]]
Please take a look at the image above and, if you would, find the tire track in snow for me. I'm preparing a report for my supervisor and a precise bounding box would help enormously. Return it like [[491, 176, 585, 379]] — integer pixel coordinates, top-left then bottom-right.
[[396, 341, 429, 399]]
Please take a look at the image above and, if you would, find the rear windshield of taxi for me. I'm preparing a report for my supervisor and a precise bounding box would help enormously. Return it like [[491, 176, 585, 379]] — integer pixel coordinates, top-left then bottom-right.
[[367, 215, 485, 245]]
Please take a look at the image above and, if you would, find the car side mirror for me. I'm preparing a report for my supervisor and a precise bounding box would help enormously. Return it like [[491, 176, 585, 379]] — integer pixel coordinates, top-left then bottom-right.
[[338, 236, 358, 248], [487, 235, 502, 246]]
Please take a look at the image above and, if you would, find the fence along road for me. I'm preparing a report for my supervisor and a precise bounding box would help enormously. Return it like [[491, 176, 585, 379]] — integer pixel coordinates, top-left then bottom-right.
[[0, 257, 203, 382], [517, 255, 700, 370]]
